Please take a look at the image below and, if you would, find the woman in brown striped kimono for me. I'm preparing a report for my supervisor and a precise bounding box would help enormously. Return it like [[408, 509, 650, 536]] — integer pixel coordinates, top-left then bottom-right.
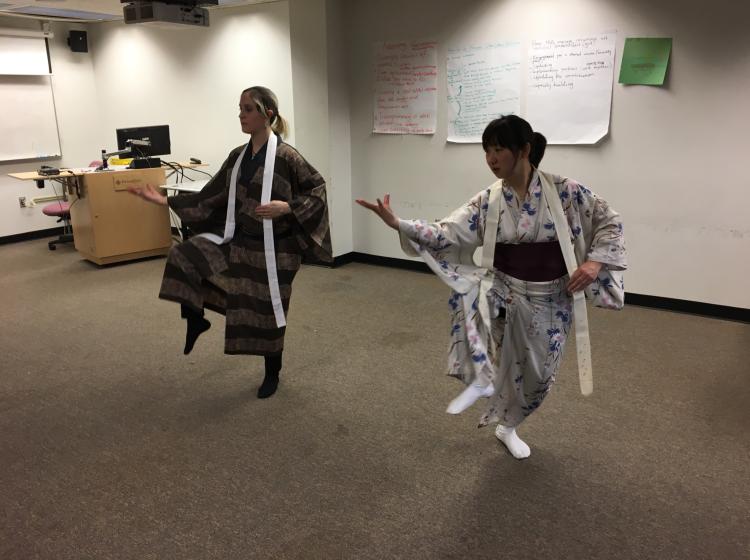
[[128, 86, 332, 398]]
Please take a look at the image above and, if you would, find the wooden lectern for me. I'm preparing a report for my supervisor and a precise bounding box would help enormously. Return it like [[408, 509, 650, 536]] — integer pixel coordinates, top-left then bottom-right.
[[10, 167, 173, 265], [68, 168, 172, 265]]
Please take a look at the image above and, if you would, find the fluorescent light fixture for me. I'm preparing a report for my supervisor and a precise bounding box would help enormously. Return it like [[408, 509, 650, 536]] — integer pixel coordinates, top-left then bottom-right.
[[4, 6, 120, 19]]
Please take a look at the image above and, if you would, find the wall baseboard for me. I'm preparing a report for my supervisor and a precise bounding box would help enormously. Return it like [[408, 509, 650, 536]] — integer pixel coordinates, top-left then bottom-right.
[[0, 227, 63, 245], [622, 293, 748, 323], [332, 252, 749, 323], [4, 233, 746, 322], [332, 251, 429, 272], [331, 252, 356, 267]]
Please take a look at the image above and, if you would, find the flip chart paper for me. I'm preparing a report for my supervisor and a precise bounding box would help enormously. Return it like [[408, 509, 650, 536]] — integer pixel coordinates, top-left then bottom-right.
[[526, 32, 616, 145], [373, 41, 438, 135], [446, 42, 521, 143]]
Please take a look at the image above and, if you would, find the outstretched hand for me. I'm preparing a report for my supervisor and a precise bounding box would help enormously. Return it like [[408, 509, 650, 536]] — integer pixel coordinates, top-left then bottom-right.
[[127, 184, 167, 206], [355, 194, 400, 230], [567, 260, 603, 294]]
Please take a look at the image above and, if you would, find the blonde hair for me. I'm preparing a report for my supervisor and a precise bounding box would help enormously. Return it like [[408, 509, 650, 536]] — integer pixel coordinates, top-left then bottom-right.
[[242, 85, 288, 138]]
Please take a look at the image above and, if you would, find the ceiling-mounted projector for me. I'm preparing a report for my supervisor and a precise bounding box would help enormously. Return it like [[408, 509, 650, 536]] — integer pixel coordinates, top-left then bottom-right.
[[122, 1, 218, 27]]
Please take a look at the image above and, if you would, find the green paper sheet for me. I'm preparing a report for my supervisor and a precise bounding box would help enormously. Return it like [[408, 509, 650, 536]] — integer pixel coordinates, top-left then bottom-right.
[[619, 38, 672, 85]]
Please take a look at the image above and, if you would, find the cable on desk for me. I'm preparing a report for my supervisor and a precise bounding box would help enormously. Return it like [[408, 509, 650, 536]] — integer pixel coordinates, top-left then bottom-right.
[[163, 160, 214, 182], [161, 160, 183, 182], [183, 166, 213, 179]]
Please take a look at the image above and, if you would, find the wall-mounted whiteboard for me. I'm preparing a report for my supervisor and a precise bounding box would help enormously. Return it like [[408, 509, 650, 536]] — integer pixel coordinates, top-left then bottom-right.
[[0, 75, 61, 161], [0, 34, 50, 75], [0, 32, 61, 162]]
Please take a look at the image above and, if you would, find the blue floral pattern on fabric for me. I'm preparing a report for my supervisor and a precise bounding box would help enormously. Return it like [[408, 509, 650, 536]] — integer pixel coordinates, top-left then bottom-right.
[[396, 170, 626, 428]]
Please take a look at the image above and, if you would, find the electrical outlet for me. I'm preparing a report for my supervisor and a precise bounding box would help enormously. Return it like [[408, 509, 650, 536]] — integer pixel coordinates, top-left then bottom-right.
[[18, 196, 26, 208]]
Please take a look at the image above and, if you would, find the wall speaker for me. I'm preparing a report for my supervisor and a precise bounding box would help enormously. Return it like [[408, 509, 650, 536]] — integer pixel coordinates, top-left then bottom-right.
[[67, 31, 88, 53]]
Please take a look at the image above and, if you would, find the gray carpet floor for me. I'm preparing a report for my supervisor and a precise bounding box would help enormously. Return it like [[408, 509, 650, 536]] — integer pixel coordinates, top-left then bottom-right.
[[1, 238, 748, 560]]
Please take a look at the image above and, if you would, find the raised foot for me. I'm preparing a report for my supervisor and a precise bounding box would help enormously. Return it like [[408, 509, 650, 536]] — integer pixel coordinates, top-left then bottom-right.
[[184, 317, 211, 355], [446, 383, 495, 414]]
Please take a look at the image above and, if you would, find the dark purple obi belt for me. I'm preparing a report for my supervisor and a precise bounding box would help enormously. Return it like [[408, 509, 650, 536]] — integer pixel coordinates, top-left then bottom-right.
[[493, 241, 567, 281]]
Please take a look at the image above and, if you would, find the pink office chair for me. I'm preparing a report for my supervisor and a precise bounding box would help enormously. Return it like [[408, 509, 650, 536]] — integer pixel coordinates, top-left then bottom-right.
[[42, 200, 73, 250], [41, 161, 103, 250]]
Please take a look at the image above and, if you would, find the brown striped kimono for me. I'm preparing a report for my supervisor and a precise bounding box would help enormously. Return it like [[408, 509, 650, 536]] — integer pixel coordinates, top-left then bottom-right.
[[160, 140, 332, 355]]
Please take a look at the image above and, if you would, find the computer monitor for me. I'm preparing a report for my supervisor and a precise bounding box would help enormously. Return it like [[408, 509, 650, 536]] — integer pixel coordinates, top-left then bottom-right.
[[116, 124, 171, 158]]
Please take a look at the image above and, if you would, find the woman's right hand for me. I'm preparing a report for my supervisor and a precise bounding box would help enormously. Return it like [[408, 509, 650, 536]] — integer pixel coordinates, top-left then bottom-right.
[[355, 194, 400, 230], [127, 184, 168, 206]]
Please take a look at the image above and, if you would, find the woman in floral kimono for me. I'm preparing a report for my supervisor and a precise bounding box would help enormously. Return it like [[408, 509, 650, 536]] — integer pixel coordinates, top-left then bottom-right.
[[129, 86, 332, 399], [357, 115, 626, 459]]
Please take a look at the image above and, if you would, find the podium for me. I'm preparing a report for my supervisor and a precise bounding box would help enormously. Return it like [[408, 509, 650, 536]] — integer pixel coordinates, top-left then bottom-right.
[[68, 168, 172, 265], [9, 166, 173, 265]]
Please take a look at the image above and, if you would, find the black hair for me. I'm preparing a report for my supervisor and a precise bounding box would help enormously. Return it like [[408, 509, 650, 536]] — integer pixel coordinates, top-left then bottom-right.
[[481, 115, 547, 168]]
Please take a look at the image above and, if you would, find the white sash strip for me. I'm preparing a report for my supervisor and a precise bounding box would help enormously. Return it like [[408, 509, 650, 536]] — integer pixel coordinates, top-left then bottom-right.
[[481, 180, 503, 269], [478, 181, 503, 333], [260, 134, 286, 328], [196, 134, 286, 328], [196, 144, 247, 244], [538, 171, 593, 396]]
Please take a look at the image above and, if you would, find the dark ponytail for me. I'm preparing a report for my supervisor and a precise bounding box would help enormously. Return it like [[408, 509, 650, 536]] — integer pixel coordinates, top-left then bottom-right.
[[481, 115, 546, 167], [529, 132, 547, 168]]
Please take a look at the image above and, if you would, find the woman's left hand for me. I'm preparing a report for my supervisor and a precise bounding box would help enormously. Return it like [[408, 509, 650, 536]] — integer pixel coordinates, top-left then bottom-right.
[[256, 200, 291, 219], [567, 260, 603, 294]]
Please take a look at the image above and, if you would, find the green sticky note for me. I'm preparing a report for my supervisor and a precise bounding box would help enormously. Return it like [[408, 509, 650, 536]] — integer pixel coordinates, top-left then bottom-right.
[[619, 38, 672, 85]]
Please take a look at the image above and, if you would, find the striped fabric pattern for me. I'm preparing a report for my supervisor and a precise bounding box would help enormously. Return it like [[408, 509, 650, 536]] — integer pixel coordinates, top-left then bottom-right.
[[160, 142, 331, 356]]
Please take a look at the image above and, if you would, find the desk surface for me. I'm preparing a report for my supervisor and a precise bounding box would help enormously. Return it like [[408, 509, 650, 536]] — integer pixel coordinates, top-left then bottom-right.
[[165, 179, 209, 193], [9, 169, 87, 181], [8, 162, 207, 181]]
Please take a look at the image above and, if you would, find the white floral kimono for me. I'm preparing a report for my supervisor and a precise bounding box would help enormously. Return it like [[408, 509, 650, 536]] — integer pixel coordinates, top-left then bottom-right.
[[398, 170, 627, 427]]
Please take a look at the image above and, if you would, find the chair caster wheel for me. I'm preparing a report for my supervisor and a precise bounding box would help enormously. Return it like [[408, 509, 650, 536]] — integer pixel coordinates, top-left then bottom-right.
[[48, 242, 56, 250]]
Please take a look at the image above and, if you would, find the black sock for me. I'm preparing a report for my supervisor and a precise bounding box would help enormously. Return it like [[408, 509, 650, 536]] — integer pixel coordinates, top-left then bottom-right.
[[181, 304, 210, 355], [257, 354, 282, 399]]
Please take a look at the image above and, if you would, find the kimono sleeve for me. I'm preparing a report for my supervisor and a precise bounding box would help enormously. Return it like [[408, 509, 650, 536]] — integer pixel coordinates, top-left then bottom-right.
[[563, 177, 627, 309], [566, 179, 627, 271], [398, 190, 485, 261], [166, 147, 240, 230], [285, 149, 333, 264]]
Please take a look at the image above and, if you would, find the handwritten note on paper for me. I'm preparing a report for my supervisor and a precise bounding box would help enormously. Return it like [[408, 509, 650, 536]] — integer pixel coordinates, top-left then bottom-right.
[[526, 32, 616, 145], [446, 42, 521, 143], [373, 41, 438, 135]]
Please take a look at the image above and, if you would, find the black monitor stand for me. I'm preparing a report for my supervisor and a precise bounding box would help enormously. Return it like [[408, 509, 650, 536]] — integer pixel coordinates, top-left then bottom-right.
[[128, 157, 161, 169]]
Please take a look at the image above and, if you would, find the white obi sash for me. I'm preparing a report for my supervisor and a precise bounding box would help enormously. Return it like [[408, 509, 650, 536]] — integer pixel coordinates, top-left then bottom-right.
[[538, 171, 593, 395], [196, 134, 286, 328]]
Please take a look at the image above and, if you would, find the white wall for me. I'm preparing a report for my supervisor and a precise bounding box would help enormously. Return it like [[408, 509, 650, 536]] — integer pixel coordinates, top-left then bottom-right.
[[344, 0, 750, 308], [285, 0, 352, 257], [87, 2, 295, 180], [0, 17, 100, 237], [325, 0, 353, 256]]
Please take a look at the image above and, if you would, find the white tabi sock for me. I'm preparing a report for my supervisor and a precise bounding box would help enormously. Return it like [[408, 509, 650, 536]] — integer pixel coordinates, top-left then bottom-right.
[[445, 383, 495, 415], [495, 425, 531, 459]]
